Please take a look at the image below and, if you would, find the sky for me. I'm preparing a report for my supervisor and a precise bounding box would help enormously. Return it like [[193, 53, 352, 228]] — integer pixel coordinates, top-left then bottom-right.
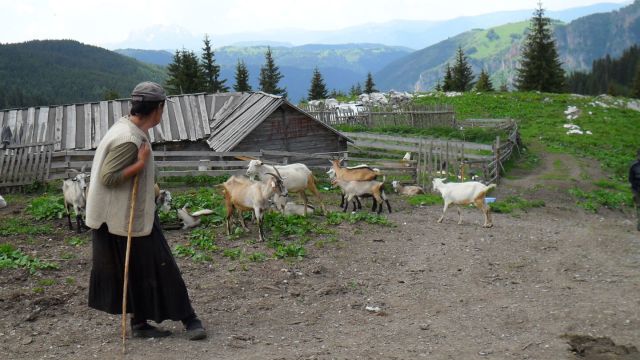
[[0, 0, 630, 47]]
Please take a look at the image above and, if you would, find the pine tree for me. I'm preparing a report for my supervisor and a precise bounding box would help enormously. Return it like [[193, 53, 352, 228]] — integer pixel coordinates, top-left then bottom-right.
[[258, 46, 286, 96], [349, 82, 362, 96], [166, 49, 204, 94], [201, 35, 228, 93], [308, 67, 328, 100], [516, 2, 565, 92], [233, 59, 251, 92], [633, 64, 640, 99], [364, 72, 377, 94], [475, 69, 494, 92], [452, 46, 474, 91], [434, 80, 442, 92], [442, 64, 454, 92]]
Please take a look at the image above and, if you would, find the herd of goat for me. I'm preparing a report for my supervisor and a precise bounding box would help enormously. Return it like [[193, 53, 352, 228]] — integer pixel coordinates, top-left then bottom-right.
[[0, 155, 497, 241]]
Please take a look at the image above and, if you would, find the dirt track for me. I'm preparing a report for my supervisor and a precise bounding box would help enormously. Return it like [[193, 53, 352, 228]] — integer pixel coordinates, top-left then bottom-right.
[[1, 152, 640, 359]]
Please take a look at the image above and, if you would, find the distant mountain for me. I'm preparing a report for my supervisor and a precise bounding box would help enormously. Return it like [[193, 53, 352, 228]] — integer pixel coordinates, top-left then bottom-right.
[[376, 0, 640, 92], [0, 40, 167, 109], [116, 43, 412, 101], [107, 2, 629, 50]]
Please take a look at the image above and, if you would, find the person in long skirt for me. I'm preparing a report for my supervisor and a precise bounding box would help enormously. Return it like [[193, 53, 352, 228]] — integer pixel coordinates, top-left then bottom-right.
[[86, 81, 206, 340]]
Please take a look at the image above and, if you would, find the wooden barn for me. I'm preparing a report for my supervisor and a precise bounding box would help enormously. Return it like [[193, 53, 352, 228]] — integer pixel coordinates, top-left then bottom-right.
[[0, 92, 350, 155]]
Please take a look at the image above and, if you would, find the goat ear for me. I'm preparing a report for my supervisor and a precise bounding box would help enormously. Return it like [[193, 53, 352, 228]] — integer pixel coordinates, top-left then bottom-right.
[[80, 164, 86, 173]]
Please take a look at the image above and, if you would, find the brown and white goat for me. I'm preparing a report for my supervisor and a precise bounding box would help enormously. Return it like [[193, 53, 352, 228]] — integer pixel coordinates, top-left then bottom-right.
[[391, 180, 425, 196], [431, 178, 496, 228], [221, 172, 287, 242], [331, 178, 392, 214]]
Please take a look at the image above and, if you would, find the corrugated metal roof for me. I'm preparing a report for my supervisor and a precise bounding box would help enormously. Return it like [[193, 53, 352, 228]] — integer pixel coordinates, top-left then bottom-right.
[[0, 92, 350, 151]]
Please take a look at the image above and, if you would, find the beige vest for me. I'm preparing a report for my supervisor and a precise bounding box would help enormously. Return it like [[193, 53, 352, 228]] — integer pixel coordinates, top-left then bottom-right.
[[86, 117, 156, 237]]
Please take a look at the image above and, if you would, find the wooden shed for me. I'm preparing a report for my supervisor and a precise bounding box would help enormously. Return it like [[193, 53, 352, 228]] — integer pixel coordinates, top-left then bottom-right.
[[0, 92, 350, 156]]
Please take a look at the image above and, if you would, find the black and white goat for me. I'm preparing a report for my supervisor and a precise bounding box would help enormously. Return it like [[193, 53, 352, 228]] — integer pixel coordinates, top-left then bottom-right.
[[62, 165, 89, 233]]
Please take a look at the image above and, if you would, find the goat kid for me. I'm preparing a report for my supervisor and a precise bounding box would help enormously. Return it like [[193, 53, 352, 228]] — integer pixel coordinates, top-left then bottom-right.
[[177, 205, 214, 230], [247, 160, 323, 215], [328, 159, 381, 209], [272, 193, 315, 216], [62, 166, 89, 233], [432, 178, 496, 228], [331, 178, 391, 214], [222, 173, 287, 242], [391, 180, 425, 196]]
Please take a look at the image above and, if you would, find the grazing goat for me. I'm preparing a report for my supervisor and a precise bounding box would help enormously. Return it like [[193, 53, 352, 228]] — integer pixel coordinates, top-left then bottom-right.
[[0, 194, 6, 209], [391, 180, 425, 196], [431, 178, 496, 228], [331, 178, 391, 214], [62, 166, 89, 233], [177, 205, 214, 230], [222, 172, 287, 242], [246, 160, 323, 215], [329, 159, 381, 208], [272, 193, 315, 216]]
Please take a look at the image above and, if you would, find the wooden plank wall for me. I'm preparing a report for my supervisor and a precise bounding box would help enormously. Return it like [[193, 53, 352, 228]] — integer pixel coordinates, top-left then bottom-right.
[[0, 142, 55, 188]]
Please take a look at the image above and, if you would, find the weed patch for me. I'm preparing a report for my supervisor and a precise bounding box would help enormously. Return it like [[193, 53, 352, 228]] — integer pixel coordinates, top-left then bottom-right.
[[489, 196, 545, 213], [0, 243, 59, 274], [407, 193, 443, 206], [66, 236, 87, 246], [568, 187, 632, 212], [0, 218, 52, 236], [27, 195, 65, 220], [325, 211, 393, 226]]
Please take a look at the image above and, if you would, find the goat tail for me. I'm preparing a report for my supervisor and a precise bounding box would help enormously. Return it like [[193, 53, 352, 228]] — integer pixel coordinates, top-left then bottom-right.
[[485, 183, 497, 191]]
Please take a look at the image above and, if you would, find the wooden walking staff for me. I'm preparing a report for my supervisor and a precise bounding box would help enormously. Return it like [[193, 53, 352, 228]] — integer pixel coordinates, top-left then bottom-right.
[[122, 174, 140, 354]]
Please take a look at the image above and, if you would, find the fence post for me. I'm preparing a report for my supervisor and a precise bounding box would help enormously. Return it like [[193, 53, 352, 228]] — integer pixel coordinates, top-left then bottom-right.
[[494, 135, 501, 184]]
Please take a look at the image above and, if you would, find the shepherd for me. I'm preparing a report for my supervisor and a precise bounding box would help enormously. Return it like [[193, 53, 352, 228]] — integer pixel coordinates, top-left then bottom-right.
[[85, 82, 206, 341]]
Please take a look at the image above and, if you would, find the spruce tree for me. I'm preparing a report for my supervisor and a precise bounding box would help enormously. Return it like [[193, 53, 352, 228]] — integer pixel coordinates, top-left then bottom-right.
[[442, 64, 454, 92], [258, 46, 286, 96], [434, 80, 442, 92], [516, 2, 565, 92], [364, 72, 377, 94], [308, 67, 328, 100], [475, 69, 494, 92], [452, 46, 474, 91], [165, 49, 204, 94], [201, 35, 228, 93], [233, 60, 251, 92]]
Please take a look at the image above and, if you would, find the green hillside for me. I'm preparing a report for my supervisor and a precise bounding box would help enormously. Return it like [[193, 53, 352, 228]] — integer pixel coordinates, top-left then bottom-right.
[[377, 1, 640, 92], [414, 91, 639, 181], [0, 40, 167, 109]]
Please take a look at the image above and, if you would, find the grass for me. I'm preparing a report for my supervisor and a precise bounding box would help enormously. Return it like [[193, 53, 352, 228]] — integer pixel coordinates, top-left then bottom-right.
[[325, 211, 393, 226], [335, 124, 506, 144], [66, 236, 87, 246], [26, 194, 66, 220], [407, 193, 443, 206], [568, 187, 633, 213], [0, 218, 53, 236], [0, 243, 59, 274], [489, 195, 546, 214]]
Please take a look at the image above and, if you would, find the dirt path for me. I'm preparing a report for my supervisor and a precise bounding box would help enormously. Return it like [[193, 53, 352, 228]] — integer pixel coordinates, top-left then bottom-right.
[[1, 151, 639, 359]]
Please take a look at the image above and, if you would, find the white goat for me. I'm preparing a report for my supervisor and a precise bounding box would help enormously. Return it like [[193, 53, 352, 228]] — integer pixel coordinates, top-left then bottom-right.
[[177, 205, 214, 230], [332, 178, 391, 214], [221, 173, 287, 242], [391, 180, 425, 196], [246, 160, 324, 215], [272, 193, 315, 216], [0, 194, 6, 209], [431, 178, 496, 228], [156, 189, 172, 213], [62, 166, 89, 233]]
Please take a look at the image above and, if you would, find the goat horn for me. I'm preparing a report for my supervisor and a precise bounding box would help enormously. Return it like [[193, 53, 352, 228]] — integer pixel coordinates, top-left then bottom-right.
[[273, 166, 283, 179], [265, 172, 281, 180], [80, 164, 86, 173]]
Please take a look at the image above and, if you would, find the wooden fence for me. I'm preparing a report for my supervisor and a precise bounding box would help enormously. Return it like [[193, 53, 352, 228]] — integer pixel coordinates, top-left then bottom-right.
[[301, 104, 456, 128], [0, 142, 54, 188], [1, 119, 519, 190]]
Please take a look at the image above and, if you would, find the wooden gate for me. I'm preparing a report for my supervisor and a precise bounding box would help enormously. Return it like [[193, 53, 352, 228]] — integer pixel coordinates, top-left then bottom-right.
[[0, 142, 55, 188]]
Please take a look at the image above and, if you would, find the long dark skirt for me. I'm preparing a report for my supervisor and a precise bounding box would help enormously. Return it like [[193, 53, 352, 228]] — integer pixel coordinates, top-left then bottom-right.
[[88, 216, 194, 323]]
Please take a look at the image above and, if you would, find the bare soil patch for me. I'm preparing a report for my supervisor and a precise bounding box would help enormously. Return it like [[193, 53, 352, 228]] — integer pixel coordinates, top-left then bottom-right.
[[1, 156, 639, 359]]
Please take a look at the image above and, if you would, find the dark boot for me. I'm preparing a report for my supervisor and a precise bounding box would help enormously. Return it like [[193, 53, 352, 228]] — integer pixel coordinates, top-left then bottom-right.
[[182, 314, 207, 341], [131, 320, 171, 339]]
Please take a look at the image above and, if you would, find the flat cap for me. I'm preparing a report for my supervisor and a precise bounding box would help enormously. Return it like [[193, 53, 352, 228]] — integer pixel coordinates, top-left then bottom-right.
[[131, 81, 168, 102]]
